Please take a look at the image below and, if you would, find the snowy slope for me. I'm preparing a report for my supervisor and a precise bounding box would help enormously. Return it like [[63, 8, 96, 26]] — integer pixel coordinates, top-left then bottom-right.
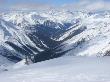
[[0, 18, 17, 43], [1, 10, 110, 63], [0, 10, 110, 82], [0, 55, 14, 72], [0, 56, 110, 82], [0, 10, 75, 27], [59, 11, 110, 56], [0, 17, 44, 60]]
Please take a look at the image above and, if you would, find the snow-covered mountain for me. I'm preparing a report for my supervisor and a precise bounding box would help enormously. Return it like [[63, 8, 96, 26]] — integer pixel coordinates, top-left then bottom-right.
[[58, 11, 110, 56], [0, 9, 110, 82], [0, 10, 110, 64]]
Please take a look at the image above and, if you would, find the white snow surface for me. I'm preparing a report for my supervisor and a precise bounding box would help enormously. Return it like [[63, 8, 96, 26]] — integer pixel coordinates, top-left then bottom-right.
[[0, 56, 110, 82], [59, 12, 110, 56], [0, 55, 14, 72], [1, 10, 110, 56]]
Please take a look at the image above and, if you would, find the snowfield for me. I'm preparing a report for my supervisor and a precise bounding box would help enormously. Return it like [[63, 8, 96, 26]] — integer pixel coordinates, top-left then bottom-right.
[[0, 56, 110, 82], [0, 55, 14, 72]]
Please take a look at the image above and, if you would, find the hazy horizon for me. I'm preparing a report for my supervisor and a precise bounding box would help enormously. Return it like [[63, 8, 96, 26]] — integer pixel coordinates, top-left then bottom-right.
[[0, 0, 110, 11]]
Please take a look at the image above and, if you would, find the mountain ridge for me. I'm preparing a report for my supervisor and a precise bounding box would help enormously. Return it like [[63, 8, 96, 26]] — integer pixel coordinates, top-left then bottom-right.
[[0, 10, 110, 64]]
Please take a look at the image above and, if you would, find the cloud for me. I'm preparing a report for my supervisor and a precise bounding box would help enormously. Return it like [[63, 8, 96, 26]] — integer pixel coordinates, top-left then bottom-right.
[[0, 0, 110, 11], [61, 0, 110, 11], [10, 2, 53, 11]]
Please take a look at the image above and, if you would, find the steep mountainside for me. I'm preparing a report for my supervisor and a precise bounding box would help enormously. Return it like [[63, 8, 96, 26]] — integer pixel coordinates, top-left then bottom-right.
[[0, 10, 110, 63]]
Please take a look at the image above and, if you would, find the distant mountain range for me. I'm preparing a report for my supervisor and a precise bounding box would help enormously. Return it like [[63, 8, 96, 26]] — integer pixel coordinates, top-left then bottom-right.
[[0, 9, 110, 64]]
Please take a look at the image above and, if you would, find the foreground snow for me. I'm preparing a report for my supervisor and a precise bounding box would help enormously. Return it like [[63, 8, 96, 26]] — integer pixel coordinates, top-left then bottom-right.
[[0, 55, 14, 72], [0, 56, 110, 82]]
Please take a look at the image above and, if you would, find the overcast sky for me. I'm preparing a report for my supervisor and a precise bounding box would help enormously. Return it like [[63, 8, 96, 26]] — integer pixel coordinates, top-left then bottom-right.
[[0, 0, 110, 11]]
